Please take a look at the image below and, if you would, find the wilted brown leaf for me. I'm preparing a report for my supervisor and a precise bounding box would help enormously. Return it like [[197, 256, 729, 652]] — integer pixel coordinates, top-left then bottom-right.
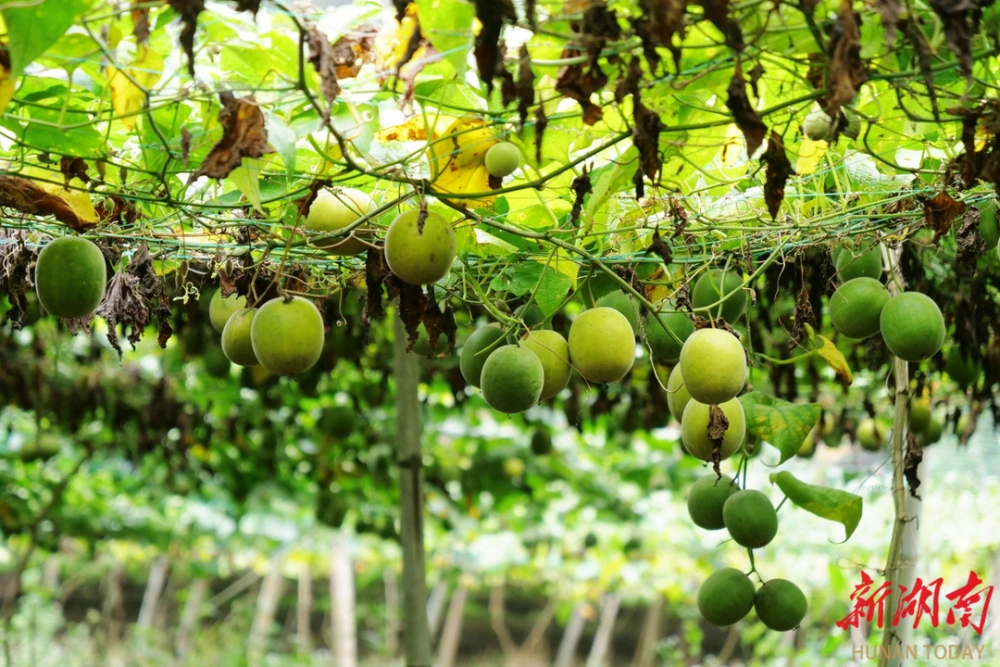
[[166, 0, 204, 77], [308, 27, 341, 108], [516, 45, 534, 128], [929, 0, 992, 78], [954, 206, 985, 275], [726, 63, 766, 157], [761, 132, 794, 220], [645, 228, 672, 265], [473, 0, 517, 95], [332, 25, 378, 79], [700, 0, 744, 52], [60, 157, 89, 187], [826, 0, 866, 121], [193, 93, 274, 181], [555, 49, 608, 126], [634, 0, 684, 72], [131, 2, 150, 44], [569, 169, 592, 226], [0, 176, 96, 232], [922, 190, 965, 240]]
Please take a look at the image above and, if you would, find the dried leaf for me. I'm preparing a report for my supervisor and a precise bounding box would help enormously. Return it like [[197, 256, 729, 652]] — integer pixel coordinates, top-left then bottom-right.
[[166, 0, 205, 77], [955, 206, 985, 275], [826, 0, 867, 121], [726, 63, 767, 157], [761, 132, 794, 220], [398, 282, 427, 351], [929, 0, 992, 78], [422, 291, 457, 354], [60, 157, 89, 186], [231, 0, 260, 13], [308, 27, 341, 109], [700, 0, 744, 52], [332, 25, 378, 79], [555, 49, 608, 126], [634, 0, 684, 72], [0, 176, 96, 232], [569, 169, 593, 226], [904, 431, 923, 499], [645, 228, 672, 265], [516, 45, 534, 128], [96, 272, 148, 360], [0, 230, 37, 329], [472, 0, 517, 95], [193, 93, 274, 181], [361, 248, 392, 343], [708, 403, 729, 476], [748, 62, 764, 98], [922, 191, 965, 240], [535, 104, 548, 165], [874, 0, 901, 45], [131, 3, 151, 44], [790, 280, 816, 350]]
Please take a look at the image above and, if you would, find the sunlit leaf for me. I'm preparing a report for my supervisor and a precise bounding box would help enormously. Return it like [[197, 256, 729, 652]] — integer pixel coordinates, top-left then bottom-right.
[[427, 116, 498, 207], [107, 44, 164, 131], [739, 391, 821, 464], [770, 471, 863, 542]]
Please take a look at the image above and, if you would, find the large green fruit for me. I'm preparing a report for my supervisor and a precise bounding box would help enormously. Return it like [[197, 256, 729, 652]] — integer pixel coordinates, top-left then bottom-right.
[[692, 270, 747, 323], [480, 345, 544, 413], [209, 289, 247, 333], [320, 405, 357, 439], [857, 418, 887, 451], [303, 187, 375, 255], [687, 473, 740, 530], [484, 141, 521, 177], [697, 568, 756, 627], [460, 324, 506, 387], [644, 311, 695, 363], [568, 307, 635, 383], [520, 330, 572, 400], [923, 416, 944, 446], [530, 429, 553, 455], [35, 237, 107, 319], [945, 346, 980, 389], [909, 397, 931, 434], [666, 364, 691, 421], [221, 308, 259, 366], [384, 209, 456, 285], [679, 328, 747, 405], [681, 398, 746, 462], [595, 290, 639, 335], [880, 292, 945, 362], [203, 345, 232, 379], [723, 489, 778, 549], [250, 297, 324, 375], [834, 244, 882, 282], [829, 277, 889, 339], [755, 579, 808, 631], [979, 199, 999, 252]]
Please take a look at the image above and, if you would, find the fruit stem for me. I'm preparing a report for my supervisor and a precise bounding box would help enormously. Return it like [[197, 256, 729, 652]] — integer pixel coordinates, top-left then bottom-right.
[[755, 349, 816, 365], [776, 495, 788, 512]]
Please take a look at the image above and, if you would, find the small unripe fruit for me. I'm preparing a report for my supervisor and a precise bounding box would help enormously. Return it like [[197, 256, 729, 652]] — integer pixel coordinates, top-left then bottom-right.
[[303, 187, 375, 255], [484, 141, 521, 178], [520, 330, 572, 400], [384, 209, 456, 285], [681, 398, 746, 462], [803, 108, 833, 141], [644, 311, 695, 363], [834, 244, 882, 282], [723, 489, 778, 549], [880, 292, 945, 362], [595, 290, 639, 335], [755, 579, 808, 631], [923, 416, 944, 446], [480, 345, 544, 413], [568, 307, 635, 383], [687, 473, 740, 530], [250, 297, 324, 375], [460, 324, 506, 387], [666, 364, 691, 421], [209, 289, 247, 333], [909, 398, 931, 434], [530, 429, 553, 455], [945, 346, 980, 389], [35, 237, 107, 319], [829, 277, 889, 339], [692, 270, 747, 323], [679, 328, 747, 405], [857, 418, 887, 451], [842, 111, 862, 140], [221, 307, 259, 366], [697, 568, 756, 626]]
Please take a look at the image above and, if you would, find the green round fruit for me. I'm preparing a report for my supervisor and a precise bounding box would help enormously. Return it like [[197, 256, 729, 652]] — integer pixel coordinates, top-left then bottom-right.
[[978, 199, 999, 252], [681, 398, 746, 462], [480, 345, 544, 413], [34, 237, 107, 319], [834, 244, 882, 282], [956, 413, 972, 438], [503, 457, 526, 478], [644, 311, 695, 363], [687, 473, 740, 530], [723, 489, 778, 549], [666, 364, 691, 421], [692, 270, 747, 323], [909, 398, 931, 434], [460, 324, 506, 387], [857, 418, 887, 451], [530, 429, 553, 455], [384, 209, 456, 285], [513, 304, 547, 329], [755, 579, 808, 631], [209, 290, 247, 333], [803, 108, 833, 141], [880, 292, 945, 362], [221, 308, 259, 366], [303, 187, 375, 255], [203, 345, 232, 379], [568, 307, 635, 383], [595, 291, 639, 335], [945, 346, 980, 389], [923, 416, 944, 446], [520, 330, 572, 400], [484, 141, 521, 178], [320, 405, 357, 439], [679, 328, 747, 405], [250, 296, 325, 375], [698, 568, 756, 627], [829, 277, 890, 339]]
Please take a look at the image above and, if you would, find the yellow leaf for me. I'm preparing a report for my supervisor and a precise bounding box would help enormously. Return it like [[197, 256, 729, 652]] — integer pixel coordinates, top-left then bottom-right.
[[550, 248, 580, 290], [107, 44, 164, 131], [815, 334, 853, 385], [374, 3, 420, 77], [720, 123, 745, 167], [0, 65, 14, 117], [21, 165, 99, 225], [427, 116, 498, 206], [796, 137, 828, 175]]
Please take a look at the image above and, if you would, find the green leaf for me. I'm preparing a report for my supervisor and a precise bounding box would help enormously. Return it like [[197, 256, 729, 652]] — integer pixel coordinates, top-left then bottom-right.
[[506, 261, 572, 317], [3, 0, 93, 79], [769, 471, 863, 542], [227, 158, 268, 214], [582, 146, 639, 234], [415, 0, 475, 76], [265, 115, 297, 175], [738, 391, 820, 463]]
